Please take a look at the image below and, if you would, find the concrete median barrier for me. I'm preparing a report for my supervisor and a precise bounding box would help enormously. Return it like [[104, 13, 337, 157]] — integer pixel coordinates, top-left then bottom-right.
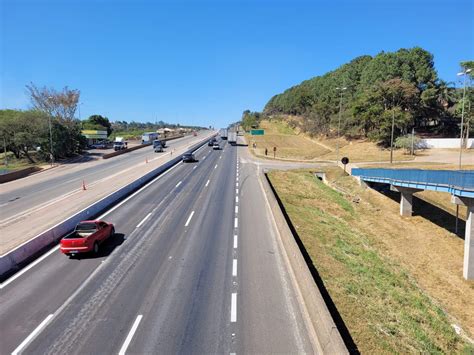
[[0, 166, 42, 184], [0, 137, 209, 281], [260, 171, 348, 354]]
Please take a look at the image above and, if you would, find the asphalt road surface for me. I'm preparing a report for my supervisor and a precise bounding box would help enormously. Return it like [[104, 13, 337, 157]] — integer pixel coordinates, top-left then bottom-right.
[[0, 133, 206, 223], [0, 138, 313, 354]]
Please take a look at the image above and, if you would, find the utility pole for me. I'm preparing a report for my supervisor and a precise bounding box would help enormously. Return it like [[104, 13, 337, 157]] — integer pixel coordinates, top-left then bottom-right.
[[411, 127, 415, 156], [455, 68, 471, 234], [457, 68, 472, 167], [47, 96, 55, 166], [390, 108, 395, 164], [335, 86, 347, 163]]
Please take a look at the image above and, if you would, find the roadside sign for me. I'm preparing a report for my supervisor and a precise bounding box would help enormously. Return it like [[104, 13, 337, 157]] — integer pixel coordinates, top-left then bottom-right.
[[341, 156, 349, 173], [250, 129, 264, 135]]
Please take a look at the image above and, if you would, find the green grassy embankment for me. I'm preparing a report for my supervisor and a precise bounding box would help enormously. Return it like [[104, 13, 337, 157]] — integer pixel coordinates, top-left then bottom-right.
[[268, 169, 474, 353]]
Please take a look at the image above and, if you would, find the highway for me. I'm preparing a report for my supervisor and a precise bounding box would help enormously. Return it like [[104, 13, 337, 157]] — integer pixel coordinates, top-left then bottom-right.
[[0, 138, 314, 354], [0, 133, 205, 223]]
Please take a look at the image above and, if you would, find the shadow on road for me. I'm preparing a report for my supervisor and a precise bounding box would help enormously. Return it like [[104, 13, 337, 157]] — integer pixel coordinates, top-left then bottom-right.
[[69, 233, 126, 259]]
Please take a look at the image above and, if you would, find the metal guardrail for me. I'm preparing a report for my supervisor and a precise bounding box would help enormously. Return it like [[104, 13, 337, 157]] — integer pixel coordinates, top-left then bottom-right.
[[352, 168, 474, 192]]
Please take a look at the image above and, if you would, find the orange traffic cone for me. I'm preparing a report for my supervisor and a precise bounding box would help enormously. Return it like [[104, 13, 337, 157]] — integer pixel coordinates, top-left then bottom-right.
[[82, 180, 87, 190], [145, 157, 148, 164]]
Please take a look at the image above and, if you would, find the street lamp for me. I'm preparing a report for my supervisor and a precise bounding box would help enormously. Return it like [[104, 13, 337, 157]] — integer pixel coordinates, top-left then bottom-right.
[[47, 96, 54, 166], [335, 86, 347, 163], [457, 68, 472, 169], [454, 68, 471, 234]]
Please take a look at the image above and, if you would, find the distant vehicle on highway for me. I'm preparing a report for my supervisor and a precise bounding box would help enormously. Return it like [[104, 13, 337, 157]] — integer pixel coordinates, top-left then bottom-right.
[[228, 130, 237, 145], [153, 139, 166, 149], [182, 152, 196, 162], [142, 132, 159, 144], [213, 142, 220, 150], [113, 137, 128, 151], [60, 220, 115, 256], [219, 128, 228, 140], [90, 140, 111, 149], [154, 144, 163, 152], [208, 138, 217, 146]]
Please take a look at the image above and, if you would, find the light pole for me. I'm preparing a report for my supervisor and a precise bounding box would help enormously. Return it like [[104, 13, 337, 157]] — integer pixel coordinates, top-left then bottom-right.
[[335, 86, 347, 163], [457, 68, 472, 168], [455, 68, 471, 234], [390, 107, 395, 164], [47, 96, 54, 166]]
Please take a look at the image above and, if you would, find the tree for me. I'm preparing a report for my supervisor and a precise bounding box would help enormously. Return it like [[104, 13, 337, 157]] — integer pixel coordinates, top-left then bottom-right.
[[394, 134, 427, 154], [83, 115, 113, 136], [352, 78, 419, 144], [26, 83, 80, 121], [0, 110, 50, 162], [25, 83, 85, 158]]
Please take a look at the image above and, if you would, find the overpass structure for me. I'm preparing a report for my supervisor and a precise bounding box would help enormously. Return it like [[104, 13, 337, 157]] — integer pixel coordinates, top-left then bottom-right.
[[351, 168, 474, 280]]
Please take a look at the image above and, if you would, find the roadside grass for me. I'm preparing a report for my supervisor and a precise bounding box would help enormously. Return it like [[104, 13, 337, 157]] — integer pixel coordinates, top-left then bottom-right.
[[355, 163, 474, 220], [0, 152, 45, 173], [247, 119, 415, 162], [246, 120, 330, 160], [268, 169, 474, 353], [319, 139, 416, 162]]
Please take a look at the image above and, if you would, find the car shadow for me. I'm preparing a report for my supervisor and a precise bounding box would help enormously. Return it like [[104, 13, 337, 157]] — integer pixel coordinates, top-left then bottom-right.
[[69, 233, 126, 260]]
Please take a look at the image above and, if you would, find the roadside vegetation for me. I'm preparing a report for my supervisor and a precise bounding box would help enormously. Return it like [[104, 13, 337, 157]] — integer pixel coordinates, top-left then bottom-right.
[[246, 119, 416, 162], [242, 49, 472, 147], [268, 169, 474, 353], [0, 84, 206, 172]]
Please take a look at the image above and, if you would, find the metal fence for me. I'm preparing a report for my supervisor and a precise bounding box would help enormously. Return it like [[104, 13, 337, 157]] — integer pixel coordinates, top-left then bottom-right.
[[351, 168, 474, 191]]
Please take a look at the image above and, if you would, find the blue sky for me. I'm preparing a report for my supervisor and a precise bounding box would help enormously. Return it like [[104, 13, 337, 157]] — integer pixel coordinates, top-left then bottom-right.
[[1, 0, 473, 128]]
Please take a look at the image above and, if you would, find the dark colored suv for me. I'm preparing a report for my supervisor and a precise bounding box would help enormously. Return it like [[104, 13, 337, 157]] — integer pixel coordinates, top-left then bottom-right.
[[208, 138, 217, 146], [182, 153, 196, 162]]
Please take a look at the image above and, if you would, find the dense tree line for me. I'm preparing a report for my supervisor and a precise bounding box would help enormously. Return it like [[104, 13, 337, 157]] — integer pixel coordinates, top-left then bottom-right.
[[1, 84, 86, 163], [261, 47, 472, 145]]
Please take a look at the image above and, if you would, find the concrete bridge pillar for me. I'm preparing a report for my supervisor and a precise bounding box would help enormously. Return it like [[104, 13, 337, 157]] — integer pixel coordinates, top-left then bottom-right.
[[452, 196, 474, 280], [390, 186, 422, 217]]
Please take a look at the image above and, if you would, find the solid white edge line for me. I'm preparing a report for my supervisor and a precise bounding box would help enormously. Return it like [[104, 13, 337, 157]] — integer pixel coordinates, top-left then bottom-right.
[[232, 259, 238, 277], [0, 245, 59, 289], [175, 181, 182, 188], [1, 159, 185, 289], [233, 235, 238, 249], [136, 212, 152, 229], [185, 211, 195, 227], [12, 314, 54, 355], [205, 179, 210, 187], [231, 293, 237, 322], [234, 217, 238, 228], [118, 315, 143, 355]]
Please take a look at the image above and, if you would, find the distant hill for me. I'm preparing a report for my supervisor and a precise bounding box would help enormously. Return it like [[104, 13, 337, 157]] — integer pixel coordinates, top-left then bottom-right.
[[260, 47, 462, 145]]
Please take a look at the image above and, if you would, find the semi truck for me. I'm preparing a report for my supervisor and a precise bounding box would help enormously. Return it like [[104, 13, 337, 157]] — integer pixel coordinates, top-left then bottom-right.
[[228, 130, 237, 145], [142, 132, 159, 144], [219, 128, 228, 140]]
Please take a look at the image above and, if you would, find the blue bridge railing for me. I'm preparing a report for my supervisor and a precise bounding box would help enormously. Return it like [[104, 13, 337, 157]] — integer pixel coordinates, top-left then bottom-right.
[[351, 168, 474, 197]]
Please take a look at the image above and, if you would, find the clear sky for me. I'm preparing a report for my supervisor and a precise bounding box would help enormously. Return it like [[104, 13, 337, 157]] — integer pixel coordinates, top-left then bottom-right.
[[1, 0, 473, 128]]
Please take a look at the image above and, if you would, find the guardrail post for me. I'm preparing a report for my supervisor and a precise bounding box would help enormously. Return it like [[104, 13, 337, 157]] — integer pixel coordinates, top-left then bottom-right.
[[451, 196, 474, 280]]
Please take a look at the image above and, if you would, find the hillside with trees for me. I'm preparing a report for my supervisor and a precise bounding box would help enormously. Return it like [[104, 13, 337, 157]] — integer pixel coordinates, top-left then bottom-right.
[[255, 47, 472, 145]]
